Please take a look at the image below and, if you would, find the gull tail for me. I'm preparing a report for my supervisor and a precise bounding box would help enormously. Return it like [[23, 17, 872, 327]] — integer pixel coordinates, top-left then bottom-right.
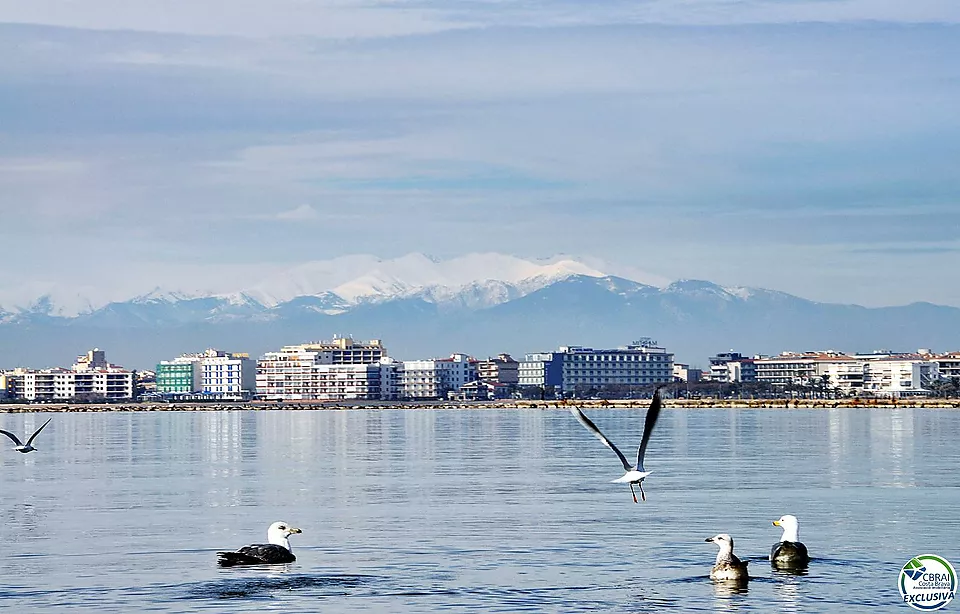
[[217, 552, 256, 567]]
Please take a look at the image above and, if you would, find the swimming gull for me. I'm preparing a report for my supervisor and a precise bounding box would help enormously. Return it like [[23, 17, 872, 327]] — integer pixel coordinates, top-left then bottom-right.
[[705, 534, 750, 582], [0, 417, 52, 453], [217, 522, 303, 567], [771, 514, 810, 569], [569, 387, 662, 503]]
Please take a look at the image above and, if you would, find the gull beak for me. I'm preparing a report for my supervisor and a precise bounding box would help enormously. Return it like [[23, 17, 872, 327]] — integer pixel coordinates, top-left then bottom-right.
[[704, 538, 713, 543], [289, 527, 302, 534], [772, 520, 781, 526]]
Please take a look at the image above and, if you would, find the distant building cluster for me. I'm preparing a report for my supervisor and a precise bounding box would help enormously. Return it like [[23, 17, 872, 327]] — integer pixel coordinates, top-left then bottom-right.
[[698, 349, 960, 398], [0, 349, 135, 402], [3, 337, 959, 402]]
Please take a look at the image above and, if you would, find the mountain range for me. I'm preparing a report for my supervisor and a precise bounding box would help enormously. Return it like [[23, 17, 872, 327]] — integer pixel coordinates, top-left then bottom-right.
[[2, 253, 959, 370]]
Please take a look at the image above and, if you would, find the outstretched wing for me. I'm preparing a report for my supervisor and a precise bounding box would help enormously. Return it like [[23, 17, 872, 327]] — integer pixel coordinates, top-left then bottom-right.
[[26, 418, 52, 446], [570, 406, 632, 471], [0, 429, 23, 446], [636, 388, 663, 471]]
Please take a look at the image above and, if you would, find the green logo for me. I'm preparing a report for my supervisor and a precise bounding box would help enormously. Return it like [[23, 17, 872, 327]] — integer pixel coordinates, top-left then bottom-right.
[[899, 554, 957, 611]]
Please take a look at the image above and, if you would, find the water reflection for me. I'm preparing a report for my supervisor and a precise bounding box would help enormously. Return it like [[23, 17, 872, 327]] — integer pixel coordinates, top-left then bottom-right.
[[773, 575, 802, 613], [711, 578, 749, 613]]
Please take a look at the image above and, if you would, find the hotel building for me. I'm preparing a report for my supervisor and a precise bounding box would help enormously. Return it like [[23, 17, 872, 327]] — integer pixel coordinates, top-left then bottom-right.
[[400, 354, 477, 400], [520, 341, 674, 396], [256, 337, 397, 400], [6, 349, 135, 401], [156, 349, 256, 399]]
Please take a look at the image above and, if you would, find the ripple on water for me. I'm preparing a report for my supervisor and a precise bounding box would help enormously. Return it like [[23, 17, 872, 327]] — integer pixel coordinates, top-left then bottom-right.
[[178, 573, 374, 601]]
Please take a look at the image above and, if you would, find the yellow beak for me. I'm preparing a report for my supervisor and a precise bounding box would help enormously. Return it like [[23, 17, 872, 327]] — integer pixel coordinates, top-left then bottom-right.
[[772, 520, 781, 526]]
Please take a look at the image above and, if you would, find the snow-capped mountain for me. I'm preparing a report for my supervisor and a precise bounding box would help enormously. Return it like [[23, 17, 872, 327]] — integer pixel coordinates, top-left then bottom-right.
[[0, 252, 651, 317], [2, 252, 959, 369], [240, 252, 618, 308]]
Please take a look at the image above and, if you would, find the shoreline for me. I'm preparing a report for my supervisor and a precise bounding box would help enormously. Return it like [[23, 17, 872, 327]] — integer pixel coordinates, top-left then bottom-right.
[[2, 398, 960, 413]]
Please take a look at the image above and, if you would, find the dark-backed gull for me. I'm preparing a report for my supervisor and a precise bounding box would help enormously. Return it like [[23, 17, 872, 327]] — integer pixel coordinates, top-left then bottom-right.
[[771, 514, 810, 569], [217, 522, 302, 567], [0, 417, 52, 453], [570, 387, 662, 503], [706, 533, 750, 581]]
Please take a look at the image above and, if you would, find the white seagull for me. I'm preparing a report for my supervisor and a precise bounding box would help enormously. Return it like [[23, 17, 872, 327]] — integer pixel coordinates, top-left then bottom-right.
[[570, 387, 663, 503], [771, 514, 810, 569], [0, 418, 53, 453], [706, 533, 750, 581], [217, 521, 303, 567]]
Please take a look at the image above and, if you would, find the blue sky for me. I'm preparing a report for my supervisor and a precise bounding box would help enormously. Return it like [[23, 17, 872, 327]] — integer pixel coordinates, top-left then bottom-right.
[[1, 0, 958, 308]]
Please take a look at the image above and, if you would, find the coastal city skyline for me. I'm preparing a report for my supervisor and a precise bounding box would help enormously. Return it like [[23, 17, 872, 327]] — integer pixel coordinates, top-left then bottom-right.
[[4, 339, 959, 403]]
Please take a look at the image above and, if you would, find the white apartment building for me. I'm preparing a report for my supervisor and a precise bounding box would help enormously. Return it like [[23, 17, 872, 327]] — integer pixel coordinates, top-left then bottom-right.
[[256, 338, 394, 400], [10, 349, 135, 401], [862, 359, 939, 397], [757, 351, 939, 397], [260, 362, 396, 401], [156, 349, 256, 398], [935, 352, 960, 380], [400, 354, 477, 399], [755, 352, 843, 387], [271, 337, 386, 365]]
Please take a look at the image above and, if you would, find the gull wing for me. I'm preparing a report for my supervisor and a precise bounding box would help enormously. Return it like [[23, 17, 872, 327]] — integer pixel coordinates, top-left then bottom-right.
[[0, 429, 23, 446], [217, 544, 295, 566], [570, 406, 632, 471], [26, 418, 52, 446], [636, 388, 663, 472]]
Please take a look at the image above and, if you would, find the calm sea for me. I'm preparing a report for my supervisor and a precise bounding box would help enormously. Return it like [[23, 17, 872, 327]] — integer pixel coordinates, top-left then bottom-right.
[[1, 407, 957, 612]]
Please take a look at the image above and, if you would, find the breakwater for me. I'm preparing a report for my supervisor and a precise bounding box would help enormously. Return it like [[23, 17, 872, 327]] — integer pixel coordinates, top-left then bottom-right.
[[2, 398, 959, 413]]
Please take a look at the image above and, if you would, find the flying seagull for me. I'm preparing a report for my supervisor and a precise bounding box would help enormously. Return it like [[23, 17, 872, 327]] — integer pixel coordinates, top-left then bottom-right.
[[771, 514, 810, 569], [569, 387, 662, 503], [0, 418, 52, 453], [217, 522, 303, 567]]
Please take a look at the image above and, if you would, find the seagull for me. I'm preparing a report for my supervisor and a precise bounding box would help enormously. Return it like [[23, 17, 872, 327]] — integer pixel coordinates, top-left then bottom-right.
[[217, 522, 303, 567], [705, 533, 750, 581], [771, 514, 810, 569], [569, 387, 662, 503], [0, 418, 52, 453]]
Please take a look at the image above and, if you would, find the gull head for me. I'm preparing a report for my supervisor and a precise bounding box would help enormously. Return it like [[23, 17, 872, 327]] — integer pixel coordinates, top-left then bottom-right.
[[706, 533, 736, 557], [773, 514, 800, 542], [267, 522, 302, 547]]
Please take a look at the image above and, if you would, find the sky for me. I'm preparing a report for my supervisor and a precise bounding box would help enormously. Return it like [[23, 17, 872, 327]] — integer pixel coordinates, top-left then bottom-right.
[[1, 0, 959, 310]]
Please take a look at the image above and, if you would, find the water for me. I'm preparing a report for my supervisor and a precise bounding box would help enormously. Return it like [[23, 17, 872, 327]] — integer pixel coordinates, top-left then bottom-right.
[[1, 407, 958, 612]]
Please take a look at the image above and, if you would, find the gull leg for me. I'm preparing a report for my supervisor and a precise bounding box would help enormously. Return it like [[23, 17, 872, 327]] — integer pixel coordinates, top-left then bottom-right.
[[639, 482, 646, 502], [629, 483, 638, 504]]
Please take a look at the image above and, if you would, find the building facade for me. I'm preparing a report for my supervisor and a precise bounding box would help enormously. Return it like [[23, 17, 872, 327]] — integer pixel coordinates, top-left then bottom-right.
[[6, 349, 135, 401], [518, 352, 564, 392], [477, 354, 520, 385], [256, 338, 395, 400], [756, 350, 939, 397], [707, 352, 757, 382], [399, 354, 477, 400], [519, 341, 674, 396], [156, 349, 256, 398]]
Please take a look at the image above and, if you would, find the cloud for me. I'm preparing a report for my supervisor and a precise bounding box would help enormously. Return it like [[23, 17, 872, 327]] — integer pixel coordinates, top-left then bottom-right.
[[0, 15, 958, 309]]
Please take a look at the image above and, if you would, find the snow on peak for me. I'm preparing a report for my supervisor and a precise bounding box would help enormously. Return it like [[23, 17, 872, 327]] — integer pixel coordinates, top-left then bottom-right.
[[244, 252, 612, 306], [0, 252, 667, 314]]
